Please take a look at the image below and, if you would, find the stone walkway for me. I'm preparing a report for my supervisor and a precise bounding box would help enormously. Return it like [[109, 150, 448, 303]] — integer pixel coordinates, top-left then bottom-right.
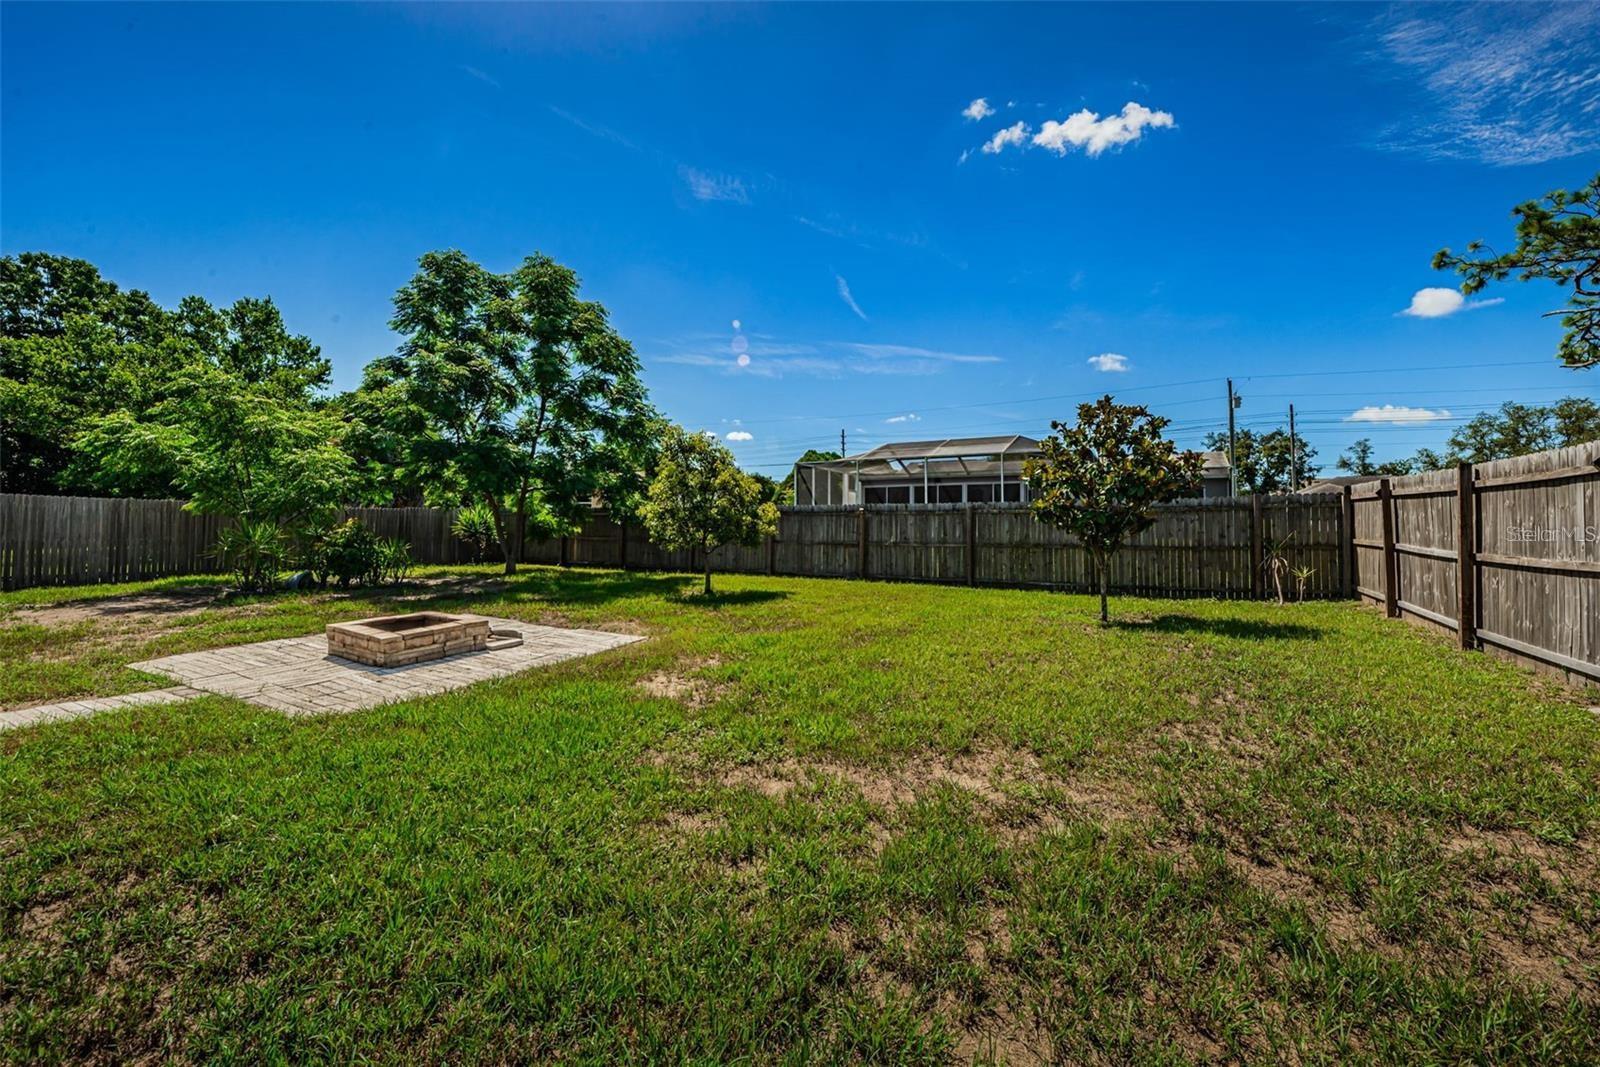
[[0, 687, 204, 732], [2, 618, 642, 730]]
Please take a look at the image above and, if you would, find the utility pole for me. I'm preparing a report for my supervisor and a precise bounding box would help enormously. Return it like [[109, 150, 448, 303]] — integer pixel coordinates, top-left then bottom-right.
[[840, 429, 847, 456], [1226, 379, 1241, 497], [1288, 403, 1298, 492]]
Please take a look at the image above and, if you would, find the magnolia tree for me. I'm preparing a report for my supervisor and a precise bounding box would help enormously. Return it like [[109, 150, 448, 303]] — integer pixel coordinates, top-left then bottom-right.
[[638, 426, 779, 596], [1024, 396, 1202, 624]]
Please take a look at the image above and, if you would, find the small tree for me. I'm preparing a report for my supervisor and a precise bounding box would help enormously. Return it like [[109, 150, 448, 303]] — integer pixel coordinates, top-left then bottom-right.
[[639, 426, 779, 596], [1025, 396, 1202, 624], [1432, 174, 1600, 369]]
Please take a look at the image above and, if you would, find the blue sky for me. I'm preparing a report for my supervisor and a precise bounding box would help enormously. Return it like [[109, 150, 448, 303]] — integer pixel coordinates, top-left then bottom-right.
[[3, 2, 1596, 477]]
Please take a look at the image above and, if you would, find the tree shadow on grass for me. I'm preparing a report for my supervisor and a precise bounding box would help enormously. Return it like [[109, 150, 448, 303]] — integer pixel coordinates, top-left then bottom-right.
[[437, 567, 791, 611], [668, 588, 791, 609], [1110, 613, 1324, 641]]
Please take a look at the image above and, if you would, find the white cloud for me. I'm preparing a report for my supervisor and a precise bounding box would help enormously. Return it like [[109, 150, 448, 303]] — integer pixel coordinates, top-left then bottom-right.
[[1033, 102, 1175, 157], [981, 121, 1030, 154], [725, 430, 754, 441], [843, 343, 1000, 364], [656, 337, 1000, 378], [461, 65, 500, 88], [1087, 353, 1130, 372], [885, 413, 921, 424], [679, 166, 749, 204], [836, 275, 868, 320], [1374, 5, 1600, 165], [1399, 287, 1504, 318], [962, 97, 996, 121], [731, 318, 741, 330], [1346, 405, 1453, 425]]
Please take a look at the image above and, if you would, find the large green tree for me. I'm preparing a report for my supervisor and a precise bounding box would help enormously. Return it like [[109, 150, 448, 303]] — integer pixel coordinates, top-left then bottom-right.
[[1433, 174, 1600, 369], [1026, 396, 1203, 624], [74, 362, 352, 528], [1203, 427, 1317, 494], [359, 250, 653, 572], [638, 425, 779, 596], [1, 252, 332, 497]]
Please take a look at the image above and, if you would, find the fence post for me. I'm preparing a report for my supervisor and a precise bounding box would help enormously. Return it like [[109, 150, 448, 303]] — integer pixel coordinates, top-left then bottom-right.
[[559, 534, 569, 567], [858, 507, 868, 579], [966, 504, 976, 587], [618, 520, 629, 571], [1341, 485, 1356, 599], [766, 533, 776, 576], [1456, 462, 1476, 650], [1378, 478, 1398, 618], [1249, 494, 1264, 599]]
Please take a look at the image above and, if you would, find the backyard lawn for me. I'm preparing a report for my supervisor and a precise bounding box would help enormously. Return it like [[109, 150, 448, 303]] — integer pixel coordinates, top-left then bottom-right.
[[2, 566, 1597, 1063]]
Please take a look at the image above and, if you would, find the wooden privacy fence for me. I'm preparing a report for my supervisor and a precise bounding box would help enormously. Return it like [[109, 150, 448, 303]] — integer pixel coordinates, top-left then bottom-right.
[[1351, 441, 1600, 684], [0, 491, 1347, 600], [0, 499, 483, 588], [531, 494, 1349, 601]]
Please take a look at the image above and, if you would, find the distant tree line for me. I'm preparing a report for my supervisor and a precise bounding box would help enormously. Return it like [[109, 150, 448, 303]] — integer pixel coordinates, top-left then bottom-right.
[[1337, 397, 1600, 477]]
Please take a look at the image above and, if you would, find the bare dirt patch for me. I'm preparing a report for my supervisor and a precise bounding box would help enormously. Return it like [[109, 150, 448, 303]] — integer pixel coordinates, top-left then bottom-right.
[[662, 744, 1154, 846], [19, 899, 69, 943], [9, 587, 225, 627], [636, 657, 727, 708]]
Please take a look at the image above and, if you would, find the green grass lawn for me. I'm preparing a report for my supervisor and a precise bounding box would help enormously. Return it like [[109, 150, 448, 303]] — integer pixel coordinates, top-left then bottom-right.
[[3, 566, 1598, 1063]]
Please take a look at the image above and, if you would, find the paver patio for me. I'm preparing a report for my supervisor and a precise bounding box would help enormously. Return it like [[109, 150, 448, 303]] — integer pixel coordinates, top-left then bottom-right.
[[122, 616, 642, 717]]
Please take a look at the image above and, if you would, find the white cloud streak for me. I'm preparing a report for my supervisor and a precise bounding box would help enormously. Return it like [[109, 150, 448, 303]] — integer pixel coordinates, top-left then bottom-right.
[[842, 343, 1000, 364], [725, 430, 754, 441], [679, 166, 750, 204], [1346, 405, 1453, 425], [654, 338, 1001, 379], [885, 413, 921, 424], [1373, 4, 1600, 165], [836, 275, 868, 320]]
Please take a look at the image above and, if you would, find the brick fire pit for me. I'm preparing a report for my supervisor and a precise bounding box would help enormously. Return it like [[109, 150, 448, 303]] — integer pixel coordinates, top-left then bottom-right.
[[327, 612, 490, 668]]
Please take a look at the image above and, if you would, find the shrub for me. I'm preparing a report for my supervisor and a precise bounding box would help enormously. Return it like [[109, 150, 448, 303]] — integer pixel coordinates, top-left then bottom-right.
[[215, 518, 287, 593], [377, 536, 414, 584], [451, 502, 498, 563], [320, 519, 382, 588]]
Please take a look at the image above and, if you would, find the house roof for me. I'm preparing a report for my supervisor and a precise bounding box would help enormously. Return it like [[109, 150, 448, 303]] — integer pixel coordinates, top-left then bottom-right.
[[803, 436, 1230, 480], [845, 435, 1041, 463], [1298, 474, 1381, 494]]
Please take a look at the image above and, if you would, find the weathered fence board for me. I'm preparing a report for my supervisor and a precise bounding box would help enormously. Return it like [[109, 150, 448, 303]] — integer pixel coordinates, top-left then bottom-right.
[[1352, 441, 1599, 684]]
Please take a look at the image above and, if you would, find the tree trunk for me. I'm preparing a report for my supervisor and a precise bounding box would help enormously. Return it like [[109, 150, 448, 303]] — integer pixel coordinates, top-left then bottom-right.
[[507, 505, 525, 576], [1094, 550, 1109, 625], [703, 549, 713, 596], [486, 496, 516, 576]]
